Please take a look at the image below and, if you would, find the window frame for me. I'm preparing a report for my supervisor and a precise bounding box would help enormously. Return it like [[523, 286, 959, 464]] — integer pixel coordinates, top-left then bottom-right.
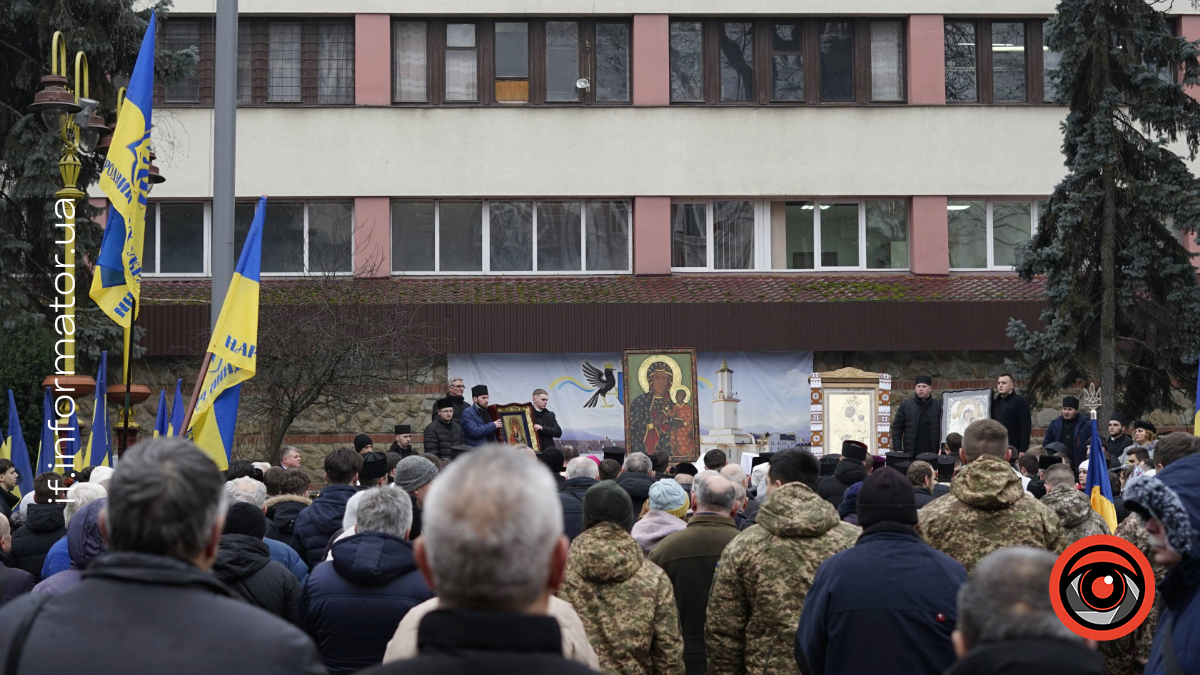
[[390, 199, 633, 275], [142, 202, 212, 278], [237, 199, 357, 277], [946, 198, 1041, 271], [943, 18, 1047, 105]]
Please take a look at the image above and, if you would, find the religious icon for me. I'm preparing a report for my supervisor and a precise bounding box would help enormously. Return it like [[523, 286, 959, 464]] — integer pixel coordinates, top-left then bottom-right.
[[826, 391, 874, 447], [940, 389, 993, 442], [622, 349, 700, 461], [487, 402, 541, 452]]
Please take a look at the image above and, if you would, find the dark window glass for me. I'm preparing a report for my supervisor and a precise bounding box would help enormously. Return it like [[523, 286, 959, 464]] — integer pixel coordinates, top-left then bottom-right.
[[596, 23, 631, 102], [671, 203, 707, 267], [945, 22, 977, 102], [546, 21, 580, 102], [670, 22, 703, 102], [439, 201, 483, 271], [163, 21, 200, 102], [489, 201, 533, 271], [391, 201, 435, 272], [820, 203, 859, 267], [992, 22, 1026, 102], [948, 201, 987, 268], [865, 200, 908, 269], [783, 202, 815, 269], [585, 200, 630, 271], [495, 22, 529, 103], [1043, 23, 1062, 103], [236, 201, 303, 273], [237, 20, 251, 102], [771, 23, 804, 101], [719, 22, 754, 102], [537, 201, 582, 271], [713, 201, 754, 269], [159, 203, 205, 274], [819, 21, 854, 102], [143, 207, 157, 273], [308, 202, 354, 273]]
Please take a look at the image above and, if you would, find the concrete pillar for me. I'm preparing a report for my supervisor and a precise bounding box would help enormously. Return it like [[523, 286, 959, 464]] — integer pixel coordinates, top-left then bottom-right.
[[907, 15, 946, 105], [633, 15, 670, 106], [354, 197, 391, 278], [633, 197, 671, 275], [910, 196, 949, 275], [355, 14, 392, 106]]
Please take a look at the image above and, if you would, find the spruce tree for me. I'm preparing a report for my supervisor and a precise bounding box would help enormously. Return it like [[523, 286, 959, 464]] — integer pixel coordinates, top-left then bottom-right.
[[1009, 0, 1200, 421]]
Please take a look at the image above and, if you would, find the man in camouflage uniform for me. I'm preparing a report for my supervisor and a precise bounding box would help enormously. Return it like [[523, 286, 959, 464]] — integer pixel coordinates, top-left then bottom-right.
[[917, 419, 1064, 573], [705, 449, 859, 675], [1040, 464, 1111, 544], [558, 479, 684, 675]]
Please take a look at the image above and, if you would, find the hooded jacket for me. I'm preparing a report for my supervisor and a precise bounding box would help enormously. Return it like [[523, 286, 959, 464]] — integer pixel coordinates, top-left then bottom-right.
[[558, 521, 685, 675], [817, 459, 868, 508], [558, 476, 597, 542], [10, 503, 66, 581], [32, 499, 106, 596], [944, 637, 1105, 675], [631, 511, 688, 557], [213, 534, 301, 624], [290, 483, 358, 569], [706, 482, 860, 675], [616, 471, 657, 516], [1040, 484, 1111, 544], [300, 530, 434, 675], [917, 454, 1065, 573], [263, 494, 312, 548]]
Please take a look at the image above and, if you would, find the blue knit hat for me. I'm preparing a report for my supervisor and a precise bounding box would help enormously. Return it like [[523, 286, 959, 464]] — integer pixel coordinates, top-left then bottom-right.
[[649, 479, 689, 513]]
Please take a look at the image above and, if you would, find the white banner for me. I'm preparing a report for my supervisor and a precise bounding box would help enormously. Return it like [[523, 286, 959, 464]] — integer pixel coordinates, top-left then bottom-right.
[[448, 352, 812, 452]]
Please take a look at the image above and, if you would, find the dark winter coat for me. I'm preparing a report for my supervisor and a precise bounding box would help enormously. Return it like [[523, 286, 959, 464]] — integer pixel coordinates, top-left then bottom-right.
[[944, 637, 1105, 675], [796, 522, 967, 675], [890, 395, 942, 456], [817, 460, 868, 508], [423, 418, 465, 459], [300, 531, 434, 675], [10, 503, 66, 581], [1043, 415, 1094, 469], [1142, 455, 1200, 675], [32, 498, 106, 597], [1105, 433, 1133, 461], [913, 486, 938, 508], [737, 497, 762, 531], [460, 404, 495, 447], [264, 494, 312, 548], [558, 476, 597, 542], [408, 493, 423, 541], [0, 550, 35, 609], [290, 483, 358, 569], [0, 552, 325, 675], [615, 471, 656, 516], [358, 609, 597, 675], [430, 393, 467, 423], [213, 534, 302, 624], [388, 441, 418, 458], [532, 406, 562, 451], [0, 490, 18, 524], [990, 391, 1032, 453]]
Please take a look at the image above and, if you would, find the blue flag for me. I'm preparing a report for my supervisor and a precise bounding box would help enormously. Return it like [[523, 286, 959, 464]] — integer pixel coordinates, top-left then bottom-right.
[[153, 389, 169, 437], [35, 387, 58, 475], [2, 390, 35, 498], [1086, 418, 1118, 533], [75, 353, 111, 470], [169, 378, 184, 437]]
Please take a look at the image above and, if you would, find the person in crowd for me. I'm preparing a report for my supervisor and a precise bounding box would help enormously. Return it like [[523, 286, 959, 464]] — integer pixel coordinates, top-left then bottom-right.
[[0, 515, 34, 606], [917, 420, 1064, 573], [559, 457, 599, 542], [461, 385, 502, 447], [226, 460, 260, 482], [264, 468, 312, 548], [531, 389, 562, 452], [539, 448, 567, 491], [423, 398, 466, 460], [431, 377, 468, 423], [1105, 413, 1134, 462], [264, 466, 287, 498], [0, 459, 20, 523], [301, 487, 433, 675], [706, 449, 859, 675], [750, 461, 770, 499], [33, 496, 106, 597], [390, 425, 418, 457], [650, 474, 740, 675], [353, 434, 374, 455], [837, 482, 862, 525], [651, 451, 673, 482], [1039, 464, 1111, 544], [1017, 453, 1041, 496], [1126, 420, 1158, 462], [364, 446, 597, 675], [226, 476, 310, 583], [599, 458, 622, 482], [945, 547, 1105, 675], [818, 454, 840, 480], [797, 467, 966, 675], [616, 452, 657, 515], [359, 451, 389, 488], [632, 480, 690, 556], [213, 502, 301, 623], [1042, 396, 1093, 471], [989, 373, 1032, 454], [0, 438, 325, 675], [703, 450, 727, 471], [291, 446, 362, 568], [562, 445, 580, 465], [1077, 459, 1091, 489], [720, 465, 758, 529], [934, 454, 956, 494], [39, 482, 106, 579], [10, 473, 67, 581], [279, 446, 304, 469], [817, 440, 869, 508], [891, 375, 942, 456], [906, 460, 939, 508], [395, 456, 438, 541], [558, 479, 685, 675], [318, 492, 365, 563], [1109, 468, 1129, 524]]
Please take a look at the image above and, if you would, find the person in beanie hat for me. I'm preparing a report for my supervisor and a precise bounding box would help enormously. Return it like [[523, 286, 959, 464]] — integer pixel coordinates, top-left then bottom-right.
[[461, 384, 502, 448], [423, 398, 465, 460], [395, 456, 438, 541], [818, 454, 840, 479], [359, 452, 389, 488], [538, 447, 567, 491], [212, 502, 302, 624], [389, 425, 417, 457], [818, 440, 870, 508], [631, 480, 690, 556], [1042, 395, 1092, 470], [354, 434, 374, 455], [837, 482, 863, 525], [796, 467, 966, 675], [559, 481, 685, 675], [890, 376, 942, 456]]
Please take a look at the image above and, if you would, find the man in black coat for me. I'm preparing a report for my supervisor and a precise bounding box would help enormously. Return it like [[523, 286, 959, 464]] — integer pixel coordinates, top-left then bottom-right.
[[558, 458, 598, 541], [1041, 396, 1093, 470], [0, 460, 19, 524], [1102, 412, 1133, 464], [389, 425, 419, 457], [614, 452, 656, 515], [989, 373, 1032, 454], [291, 447, 362, 568], [423, 398, 465, 460], [10, 473, 66, 581], [817, 440, 870, 508], [213, 502, 302, 624], [0, 517, 34, 608], [0, 438, 325, 675], [530, 389, 562, 452], [431, 379, 469, 423], [890, 376, 942, 456]]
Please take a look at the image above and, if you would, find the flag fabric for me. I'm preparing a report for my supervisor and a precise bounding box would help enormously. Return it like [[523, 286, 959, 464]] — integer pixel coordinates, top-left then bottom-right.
[[1194, 358, 1199, 436], [63, 406, 81, 471], [168, 378, 184, 436], [153, 389, 169, 437], [1, 390, 35, 498], [187, 196, 265, 470], [90, 12, 156, 327], [74, 353, 111, 470], [1086, 418, 1118, 534], [35, 386, 59, 475]]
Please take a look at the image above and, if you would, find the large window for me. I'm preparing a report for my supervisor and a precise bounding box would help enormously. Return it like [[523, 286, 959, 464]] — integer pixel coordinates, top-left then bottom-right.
[[234, 201, 354, 275], [391, 200, 631, 274], [945, 19, 1057, 104], [948, 200, 1038, 270], [670, 18, 905, 104], [162, 20, 203, 103], [143, 203, 209, 276]]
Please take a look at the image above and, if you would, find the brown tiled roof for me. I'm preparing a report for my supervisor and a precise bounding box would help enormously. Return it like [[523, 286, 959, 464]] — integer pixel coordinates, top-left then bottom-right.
[[140, 274, 1045, 306]]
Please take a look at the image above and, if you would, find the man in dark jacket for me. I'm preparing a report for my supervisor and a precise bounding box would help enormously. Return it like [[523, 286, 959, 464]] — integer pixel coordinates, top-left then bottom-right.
[[890, 376, 942, 456], [614, 452, 656, 515], [0, 459, 19, 524], [301, 487, 434, 675], [291, 447, 361, 568], [817, 440, 870, 508], [264, 469, 312, 548], [0, 516, 34, 607], [431, 378, 468, 423], [461, 385, 501, 448], [559, 458, 598, 541], [424, 398, 466, 459], [10, 473, 66, 581], [989, 373, 1032, 454], [214, 502, 301, 624], [651, 473, 741, 675], [797, 467, 966, 675], [395, 456, 438, 541], [906, 459, 939, 508], [388, 424, 419, 457], [1042, 396, 1093, 470], [0, 438, 325, 675], [1103, 412, 1134, 462], [530, 389, 562, 451]]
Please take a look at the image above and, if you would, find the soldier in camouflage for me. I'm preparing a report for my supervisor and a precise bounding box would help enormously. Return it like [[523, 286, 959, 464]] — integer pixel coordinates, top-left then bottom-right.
[[705, 449, 858, 675], [1040, 464, 1112, 544], [917, 420, 1064, 573], [557, 480, 685, 675], [1099, 513, 1165, 675]]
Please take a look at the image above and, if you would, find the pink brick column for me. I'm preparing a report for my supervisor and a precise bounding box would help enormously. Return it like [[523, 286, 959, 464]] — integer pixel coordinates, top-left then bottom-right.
[[355, 197, 391, 278], [907, 15, 946, 105], [1180, 16, 1200, 101], [355, 14, 392, 106], [910, 196, 949, 275], [633, 197, 671, 275], [633, 15, 670, 106]]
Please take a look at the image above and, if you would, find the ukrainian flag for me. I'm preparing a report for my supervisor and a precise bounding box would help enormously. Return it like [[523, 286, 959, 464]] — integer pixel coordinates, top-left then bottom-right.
[[1194, 358, 1200, 436], [187, 196, 265, 470], [74, 353, 111, 470], [153, 389, 169, 437], [34, 387, 59, 475], [168, 378, 184, 437], [1, 390, 35, 498], [91, 12, 156, 327], [1085, 418, 1118, 533]]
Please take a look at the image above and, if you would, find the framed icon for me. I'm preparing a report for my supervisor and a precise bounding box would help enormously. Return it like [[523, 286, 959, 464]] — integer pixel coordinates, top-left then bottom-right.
[[622, 349, 700, 461], [488, 402, 541, 452], [940, 389, 993, 442]]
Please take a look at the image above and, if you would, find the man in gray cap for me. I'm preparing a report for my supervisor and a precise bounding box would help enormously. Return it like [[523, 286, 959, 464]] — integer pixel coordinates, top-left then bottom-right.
[[395, 456, 438, 540]]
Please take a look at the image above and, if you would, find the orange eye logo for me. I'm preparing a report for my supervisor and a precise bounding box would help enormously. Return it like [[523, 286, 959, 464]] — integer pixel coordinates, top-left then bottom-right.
[[1050, 535, 1156, 641]]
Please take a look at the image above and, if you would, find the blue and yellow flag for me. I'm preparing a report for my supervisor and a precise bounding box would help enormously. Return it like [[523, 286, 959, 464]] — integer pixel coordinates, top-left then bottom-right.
[[91, 12, 155, 327], [168, 378, 184, 436], [63, 406, 81, 471], [1193, 357, 1199, 436], [1, 390, 35, 498], [1086, 418, 1118, 534], [187, 197, 265, 470], [35, 387, 60, 475], [74, 353, 111, 470], [153, 389, 169, 437]]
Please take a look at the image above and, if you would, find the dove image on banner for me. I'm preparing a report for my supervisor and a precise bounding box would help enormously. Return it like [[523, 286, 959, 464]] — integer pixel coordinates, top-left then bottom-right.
[[168, 378, 184, 436], [153, 389, 168, 437], [75, 352, 112, 470], [2, 390, 35, 499], [187, 197, 265, 470], [91, 12, 156, 326], [1085, 418, 1117, 533]]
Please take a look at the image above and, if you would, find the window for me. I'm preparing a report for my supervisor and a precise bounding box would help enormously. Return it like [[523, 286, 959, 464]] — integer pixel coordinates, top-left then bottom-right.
[[819, 21, 854, 102], [391, 200, 631, 274], [670, 21, 704, 102], [595, 22, 631, 102], [948, 200, 1037, 270], [1043, 21, 1062, 103], [163, 21, 201, 103], [870, 21, 904, 101], [771, 23, 804, 101], [446, 23, 479, 102], [234, 201, 354, 275], [143, 203, 208, 276], [944, 22, 978, 102], [991, 22, 1026, 102], [719, 22, 754, 102], [394, 21, 428, 102], [546, 22, 580, 102], [237, 22, 252, 102], [268, 22, 302, 102], [317, 22, 356, 104], [945, 20, 1050, 104], [495, 22, 530, 103]]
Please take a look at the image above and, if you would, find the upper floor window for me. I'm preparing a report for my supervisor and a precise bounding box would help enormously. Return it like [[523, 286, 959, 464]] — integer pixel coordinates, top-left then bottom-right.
[[234, 201, 354, 275], [143, 203, 209, 276], [670, 18, 905, 105], [945, 19, 1059, 104], [161, 20, 207, 103], [947, 200, 1039, 270]]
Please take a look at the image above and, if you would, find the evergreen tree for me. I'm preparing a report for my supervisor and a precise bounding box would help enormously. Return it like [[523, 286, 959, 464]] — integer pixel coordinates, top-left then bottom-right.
[[1009, 0, 1200, 421]]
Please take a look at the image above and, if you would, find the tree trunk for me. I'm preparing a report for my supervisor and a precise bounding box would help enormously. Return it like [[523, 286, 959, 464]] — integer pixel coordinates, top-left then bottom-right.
[[1100, 173, 1117, 424]]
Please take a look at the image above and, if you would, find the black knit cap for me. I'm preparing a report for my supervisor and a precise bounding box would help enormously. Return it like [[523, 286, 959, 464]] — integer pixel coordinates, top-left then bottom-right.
[[434, 397, 455, 412], [224, 502, 267, 539], [583, 480, 634, 532], [819, 454, 841, 477], [354, 434, 373, 452], [856, 467, 919, 528]]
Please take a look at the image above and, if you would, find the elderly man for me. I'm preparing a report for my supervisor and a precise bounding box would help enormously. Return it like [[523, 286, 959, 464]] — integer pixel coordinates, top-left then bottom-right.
[[431, 377, 468, 423], [559, 457, 599, 542], [225, 477, 309, 584], [0, 438, 325, 675], [461, 385, 502, 448], [890, 375, 942, 456], [531, 389, 562, 452], [279, 446, 304, 469], [615, 452, 656, 515]]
